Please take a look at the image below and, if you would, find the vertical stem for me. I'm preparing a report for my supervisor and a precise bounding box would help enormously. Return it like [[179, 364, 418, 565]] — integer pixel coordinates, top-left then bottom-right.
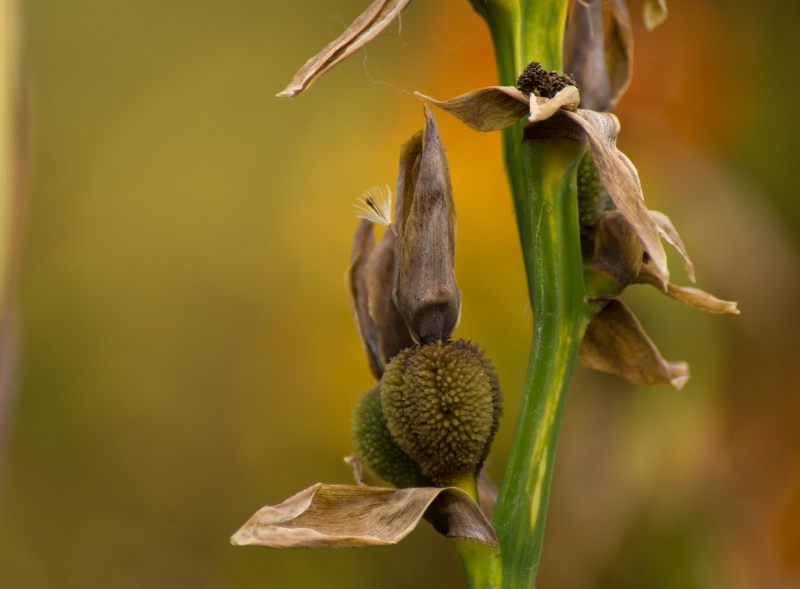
[[468, 1, 597, 587], [492, 124, 592, 587]]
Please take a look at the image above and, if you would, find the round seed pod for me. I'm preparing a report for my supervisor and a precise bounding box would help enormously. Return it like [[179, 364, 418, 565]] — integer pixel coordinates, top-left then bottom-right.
[[352, 386, 431, 488], [381, 340, 503, 487]]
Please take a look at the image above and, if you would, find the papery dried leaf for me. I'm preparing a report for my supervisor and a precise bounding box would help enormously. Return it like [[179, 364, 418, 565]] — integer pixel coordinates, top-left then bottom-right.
[[393, 106, 461, 344], [592, 211, 644, 287], [366, 230, 415, 366], [346, 220, 383, 379], [563, 109, 670, 287], [346, 221, 414, 379], [394, 130, 423, 240], [636, 265, 740, 315], [231, 483, 498, 549], [277, 0, 413, 98], [564, 0, 632, 111], [644, 0, 668, 31], [649, 210, 695, 283], [529, 86, 580, 123], [663, 284, 740, 315], [580, 297, 689, 388], [415, 87, 530, 132]]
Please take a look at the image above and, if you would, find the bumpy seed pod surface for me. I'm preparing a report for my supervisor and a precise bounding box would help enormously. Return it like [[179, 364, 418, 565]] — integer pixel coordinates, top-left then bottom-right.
[[381, 340, 502, 487], [352, 386, 431, 488]]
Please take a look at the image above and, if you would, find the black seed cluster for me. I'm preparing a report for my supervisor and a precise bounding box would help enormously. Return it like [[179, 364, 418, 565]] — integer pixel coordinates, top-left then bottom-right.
[[516, 61, 577, 98], [352, 386, 431, 488], [381, 340, 503, 487]]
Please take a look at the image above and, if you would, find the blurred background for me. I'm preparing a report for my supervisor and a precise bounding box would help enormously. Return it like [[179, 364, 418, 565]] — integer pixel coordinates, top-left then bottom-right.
[[1, 0, 799, 587]]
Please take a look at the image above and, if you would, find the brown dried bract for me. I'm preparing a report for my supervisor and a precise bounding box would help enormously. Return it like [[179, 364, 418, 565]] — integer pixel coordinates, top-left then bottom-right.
[[392, 106, 461, 344], [581, 297, 690, 389], [346, 220, 414, 379], [562, 109, 670, 287], [231, 483, 498, 549], [565, 0, 632, 112]]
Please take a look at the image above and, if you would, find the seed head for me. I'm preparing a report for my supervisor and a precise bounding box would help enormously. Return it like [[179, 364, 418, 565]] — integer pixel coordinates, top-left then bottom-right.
[[517, 61, 577, 99], [381, 340, 502, 486], [352, 386, 431, 488]]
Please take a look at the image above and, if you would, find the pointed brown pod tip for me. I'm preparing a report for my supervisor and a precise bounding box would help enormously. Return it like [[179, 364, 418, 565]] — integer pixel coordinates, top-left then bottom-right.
[[393, 107, 461, 344]]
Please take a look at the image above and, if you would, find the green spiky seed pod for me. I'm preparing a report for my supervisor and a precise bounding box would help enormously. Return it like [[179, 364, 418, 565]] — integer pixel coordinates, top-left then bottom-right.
[[352, 386, 432, 488], [381, 340, 503, 487], [577, 149, 615, 232]]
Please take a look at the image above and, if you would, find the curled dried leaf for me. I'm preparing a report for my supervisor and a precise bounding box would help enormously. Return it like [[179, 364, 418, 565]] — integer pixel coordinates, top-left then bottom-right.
[[231, 483, 499, 549], [648, 210, 695, 283], [346, 220, 383, 379], [565, 0, 632, 111], [415, 87, 530, 132], [366, 230, 416, 367], [636, 265, 740, 315], [644, 0, 669, 31], [277, 0, 413, 98], [580, 297, 689, 389], [346, 221, 413, 379], [528, 86, 580, 123], [562, 109, 670, 287], [662, 284, 741, 315], [591, 210, 645, 288]]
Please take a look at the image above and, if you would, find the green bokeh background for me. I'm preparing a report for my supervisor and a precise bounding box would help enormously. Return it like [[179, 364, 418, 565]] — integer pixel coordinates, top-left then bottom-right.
[[2, 1, 799, 587]]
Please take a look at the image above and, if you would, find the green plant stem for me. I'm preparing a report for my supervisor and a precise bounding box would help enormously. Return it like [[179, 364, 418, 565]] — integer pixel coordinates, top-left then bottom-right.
[[492, 125, 593, 587], [453, 539, 502, 589], [462, 1, 597, 587]]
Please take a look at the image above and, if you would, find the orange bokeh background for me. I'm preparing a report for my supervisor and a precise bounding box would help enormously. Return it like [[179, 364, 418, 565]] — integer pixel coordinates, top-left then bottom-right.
[[2, 1, 799, 587]]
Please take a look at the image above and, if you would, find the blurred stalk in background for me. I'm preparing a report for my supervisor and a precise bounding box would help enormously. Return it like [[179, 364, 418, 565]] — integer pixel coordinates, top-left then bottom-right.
[[0, 0, 25, 476]]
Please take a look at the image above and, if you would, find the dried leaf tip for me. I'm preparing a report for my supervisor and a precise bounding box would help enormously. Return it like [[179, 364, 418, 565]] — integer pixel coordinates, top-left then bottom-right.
[[276, 0, 414, 98], [355, 184, 395, 231], [644, 0, 669, 31]]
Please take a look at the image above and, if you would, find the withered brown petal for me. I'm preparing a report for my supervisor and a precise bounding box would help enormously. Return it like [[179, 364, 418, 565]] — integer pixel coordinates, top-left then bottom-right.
[[393, 106, 461, 344], [528, 86, 580, 123], [414, 87, 530, 132], [636, 265, 741, 315], [563, 109, 670, 288], [648, 210, 696, 283], [592, 211, 645, 288], [564, 0, 632, 111], [346, 220, 383, 380], [365, 230, 415, 367], [580, 297, 689, 389], [644, 0, 668, 31], [231, 483, 499, 549], [276, 0, 413, 98]]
